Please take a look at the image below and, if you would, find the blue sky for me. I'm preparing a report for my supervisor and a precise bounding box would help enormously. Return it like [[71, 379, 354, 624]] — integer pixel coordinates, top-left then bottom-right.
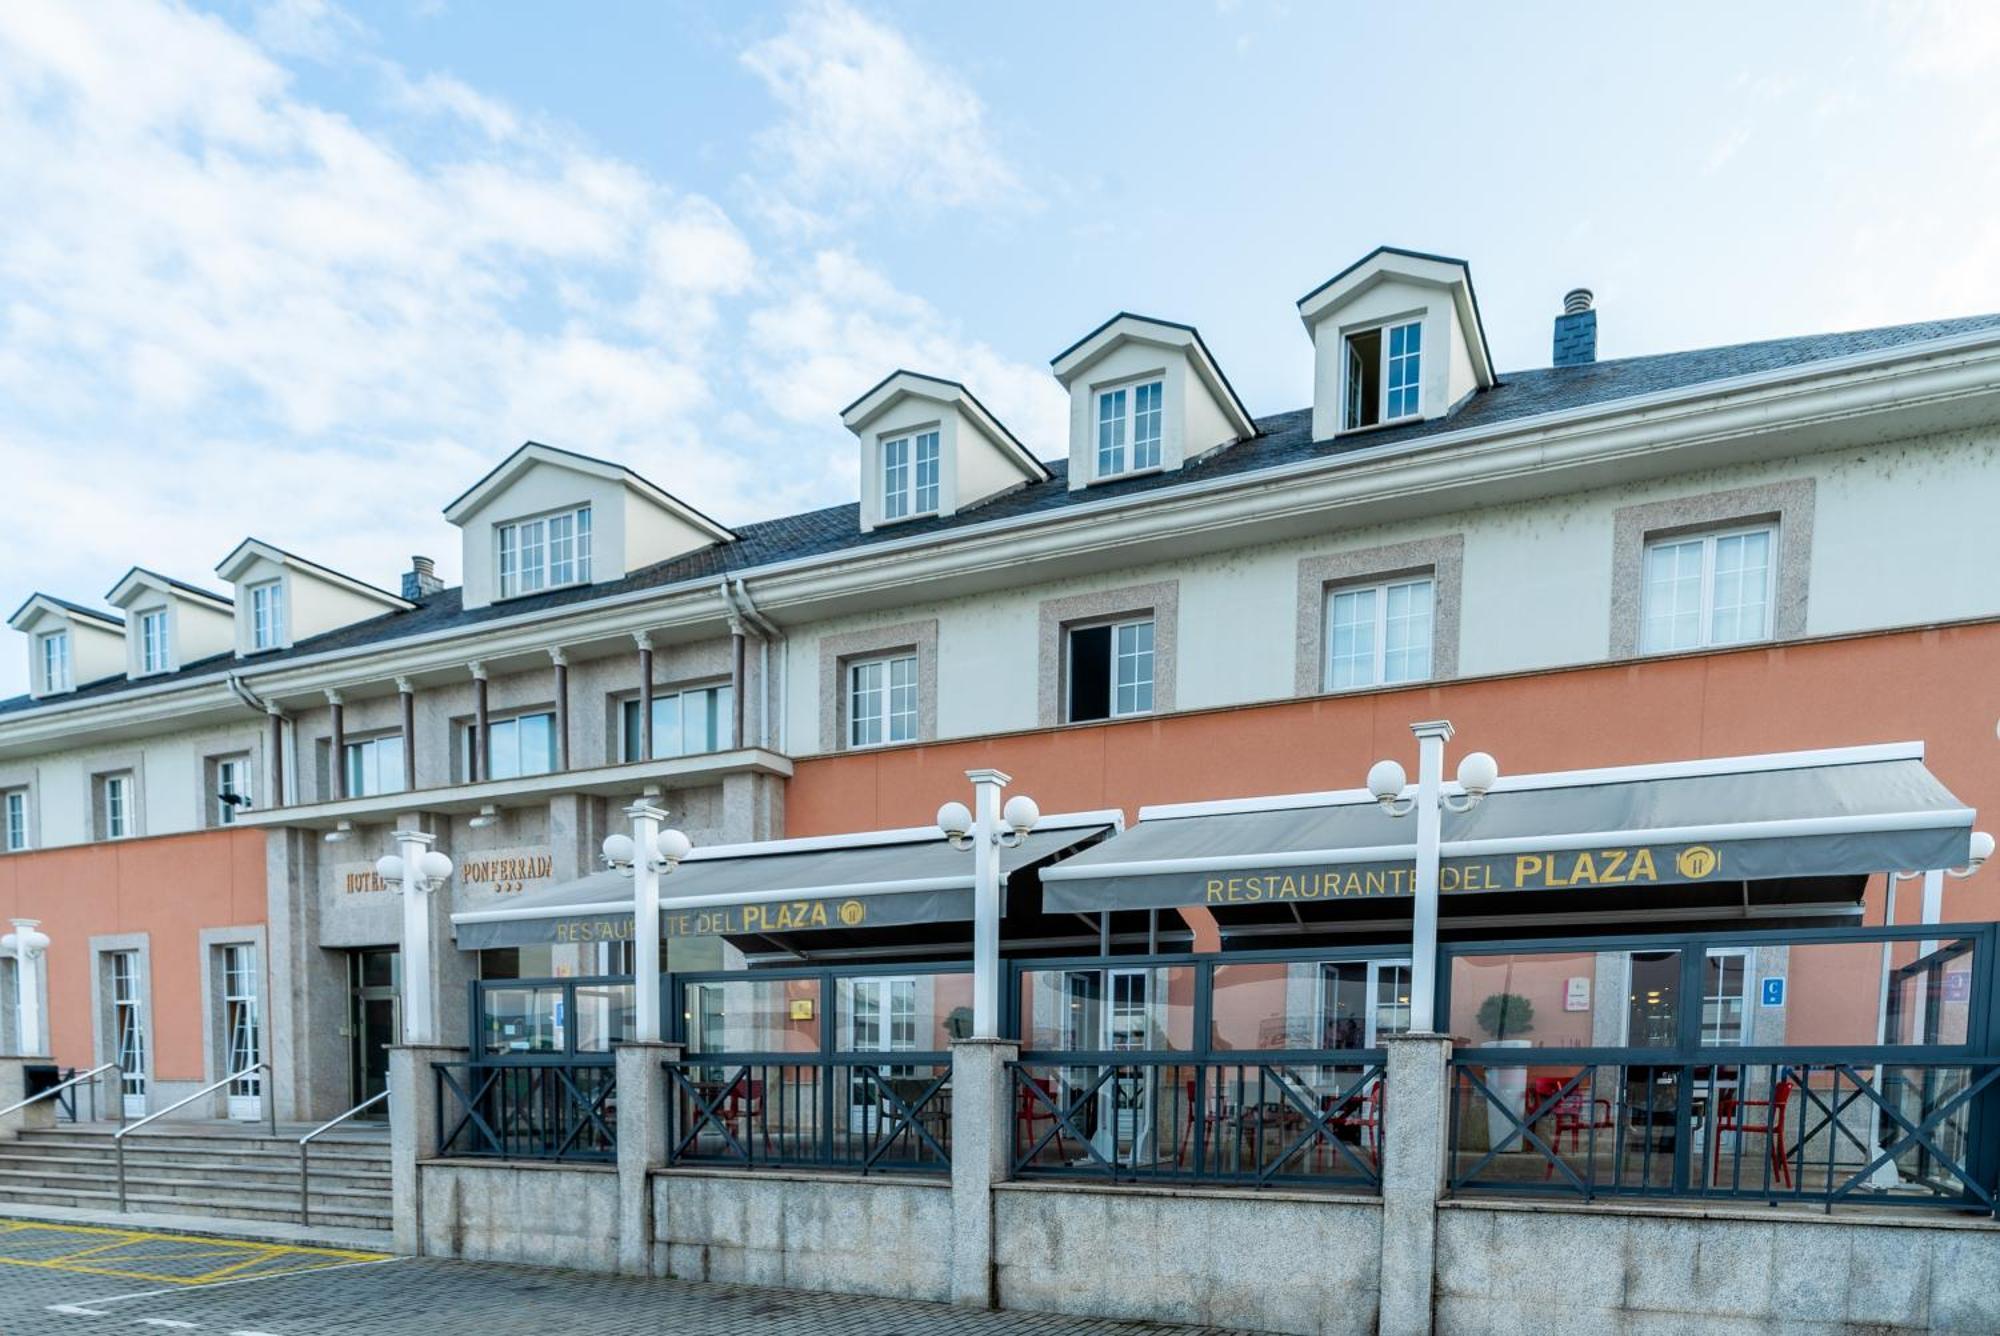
[[2, 0, 1997, 697]]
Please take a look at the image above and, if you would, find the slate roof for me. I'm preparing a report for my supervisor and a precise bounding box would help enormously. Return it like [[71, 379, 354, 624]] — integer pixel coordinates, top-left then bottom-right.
[[6, 310, 1999, 719]]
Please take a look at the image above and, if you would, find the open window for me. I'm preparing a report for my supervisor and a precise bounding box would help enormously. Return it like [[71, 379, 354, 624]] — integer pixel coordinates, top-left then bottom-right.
[[1343, 319, 1422, 430]]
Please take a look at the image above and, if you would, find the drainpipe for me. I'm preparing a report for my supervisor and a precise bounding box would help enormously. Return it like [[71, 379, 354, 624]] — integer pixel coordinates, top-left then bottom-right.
[[732, 578, 786, 754], [228, 673, 290, 807]]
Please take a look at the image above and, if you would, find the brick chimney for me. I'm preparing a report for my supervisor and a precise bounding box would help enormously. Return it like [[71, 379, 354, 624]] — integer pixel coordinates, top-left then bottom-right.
[[1553, 288, 1597, 367], [402, 555, 444, 601]]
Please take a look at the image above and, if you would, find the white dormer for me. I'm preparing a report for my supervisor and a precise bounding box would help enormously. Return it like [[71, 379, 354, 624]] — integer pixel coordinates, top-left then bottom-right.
[[445, 441, 737, 612], [1296, 247, 1497, 442], [840, 372, 1049, 532], [7, 594, 125, 698], [105, 568, 235, 678], [1051, 314, 1255, 491], [215, 540, 412, 656]]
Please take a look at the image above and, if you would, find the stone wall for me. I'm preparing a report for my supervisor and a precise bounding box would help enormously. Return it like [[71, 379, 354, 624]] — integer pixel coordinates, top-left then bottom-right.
[[1435, 1199, 2000, 1334], [417, 1161, 619, 1269], [993, 1181, 1383, 1335], [652, 1168, 953, 1302]]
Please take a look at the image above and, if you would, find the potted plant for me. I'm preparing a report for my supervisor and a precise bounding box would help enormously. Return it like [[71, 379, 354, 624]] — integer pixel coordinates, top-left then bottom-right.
[[1476, 993, 1536, 1133]]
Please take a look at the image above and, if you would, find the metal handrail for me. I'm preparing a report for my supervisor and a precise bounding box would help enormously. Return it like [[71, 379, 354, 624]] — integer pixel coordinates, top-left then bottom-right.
[[115, 1061, 271, 1211], [0, 1063, 122, 1126], [298, 1085, 389, 1226]]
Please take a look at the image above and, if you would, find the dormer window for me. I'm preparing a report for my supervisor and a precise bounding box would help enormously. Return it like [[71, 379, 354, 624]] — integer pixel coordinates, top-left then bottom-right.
[[882, 431, 940, 521], [39, 631, 69, 693], [249, 581, 284, 651], [1343, 319, 1422, 431], [498, 505, 592, 598], [138, 610, 168, 674], [1095, 380, 1163, 477]]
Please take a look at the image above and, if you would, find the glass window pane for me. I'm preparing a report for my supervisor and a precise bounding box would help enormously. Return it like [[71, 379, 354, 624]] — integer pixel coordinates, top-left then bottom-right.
[[914, 432, 940, 513], [1097, 388, 1127, 475], [1709, 529, 1772, 645], [1016, 965, 1195, 1052], [1448, 949, 1683, 1049], [1328, 587, 1378, 688], [683, 977, 823, 1054], [1381, 578, 1434, 683], [1132, 381, 1162, 470], [1641, 539, 1704, 653]]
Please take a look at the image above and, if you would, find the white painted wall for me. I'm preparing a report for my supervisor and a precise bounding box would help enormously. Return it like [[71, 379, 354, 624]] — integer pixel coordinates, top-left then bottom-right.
[[1063, 340, 1239, 489], [1308, 276, 1474, 441]]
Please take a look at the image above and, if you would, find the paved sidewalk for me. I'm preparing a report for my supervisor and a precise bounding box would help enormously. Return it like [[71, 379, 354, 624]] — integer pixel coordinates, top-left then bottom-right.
[[0, 1202, 391, 1252], [2, 1223, 1244, 1334]]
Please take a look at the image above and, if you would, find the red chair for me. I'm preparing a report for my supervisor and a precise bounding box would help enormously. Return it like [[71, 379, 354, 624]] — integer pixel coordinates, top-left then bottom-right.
[[1529, 1075, 1613, 1179], [1018, 1075, 1071, 1165], [720, 1076, 772, 1153], [1713, 1077, 1795, 1187], [1325, 1078, 1385, 1168]]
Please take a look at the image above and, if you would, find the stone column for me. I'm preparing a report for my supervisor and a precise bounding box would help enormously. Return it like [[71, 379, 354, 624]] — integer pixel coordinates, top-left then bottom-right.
[[327, 689, 347, 800], [0, 1057, 57, 1140], [614, 1041, 679, 1277], [388, 1042, 466, 1256], [1379, 1032, 1452, 1336], [949, 1036, 1017, 1308]]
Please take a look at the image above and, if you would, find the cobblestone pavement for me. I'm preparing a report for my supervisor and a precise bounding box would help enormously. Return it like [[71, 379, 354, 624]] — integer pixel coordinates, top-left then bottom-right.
[[0, 1221, 1243, 1335]]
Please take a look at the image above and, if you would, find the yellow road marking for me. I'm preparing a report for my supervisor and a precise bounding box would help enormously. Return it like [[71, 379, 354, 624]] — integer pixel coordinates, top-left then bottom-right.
[[0, 1220, 387, 1285]]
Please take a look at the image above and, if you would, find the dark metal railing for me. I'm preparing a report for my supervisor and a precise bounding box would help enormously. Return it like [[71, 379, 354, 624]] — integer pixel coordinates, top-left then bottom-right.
[[1009, 1055, 1386, 1189], [664, 1055, 951, 1174], [1449, 1055, 2000, 1212], [434, 1060, 618, 1162]]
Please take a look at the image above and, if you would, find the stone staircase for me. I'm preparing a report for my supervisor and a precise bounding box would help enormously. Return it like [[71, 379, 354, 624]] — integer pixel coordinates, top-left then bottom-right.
[[0, 1122, 391, 1231]]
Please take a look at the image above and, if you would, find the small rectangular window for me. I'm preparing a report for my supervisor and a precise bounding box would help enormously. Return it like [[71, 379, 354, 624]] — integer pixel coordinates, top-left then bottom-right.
[[103, 774, 131, 839], [477, 712, 557, 781], [249, 582, 284, 650], [848, 654, 918, 748], [344, 735, 408, 797], [880, 431, 940, 521], [3, 791, 26, 852], [498, 506, 591, 598], [1094, 380, 1163, 478], [1341, 319, 1421, 430], [39, 631, 70, 692], [619, 685, 734, 762], [1067, 618, 1154, 722], [139, 609, 169, 674], [1325, 576, 1435, 689], [214, 757, 251, 825], [1640, 525, 1775, 654]]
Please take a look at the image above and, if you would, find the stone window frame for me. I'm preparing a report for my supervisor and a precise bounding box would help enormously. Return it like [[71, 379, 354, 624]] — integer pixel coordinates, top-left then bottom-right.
[[817, 619, 940, 753], [1037, 580, 1179, 727], [1609, 478, 1814, 659], [203, 752, 254, 830], [89, 932, 153, 1104], [1294, 535, 1464, 697], [199, 925, 268, 1110], [90, 756, 146, 842], [0, 765, 34, 853]]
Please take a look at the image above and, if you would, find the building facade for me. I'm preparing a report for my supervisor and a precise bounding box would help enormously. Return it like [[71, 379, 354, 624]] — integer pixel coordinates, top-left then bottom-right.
[[3, 246, 1998, 1122]]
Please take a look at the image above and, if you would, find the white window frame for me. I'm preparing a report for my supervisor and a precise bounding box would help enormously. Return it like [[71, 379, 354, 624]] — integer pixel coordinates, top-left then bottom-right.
[[1065, 617, 1155, 722], [215, 757, 251, 826], [847, 654, 918, 749], [1639, 523, 1778, 655], [880, 430, 941, 522], [1323, 575, 1436, 690], [1701, 947, 1754, 1048], [110, 951, 147, 1114], [222, 943, 262, 1119], [249, 581, 284, 651], [103, 773, 132, 840], [138, 609, 170, 674], [38, 630, 70, 693], [497, 504, 593, 599], [1093, 378, 1165, 479], [1341, 318, 1423, 431], [343, 734, 407, 798], [3, 790, 26, 852]]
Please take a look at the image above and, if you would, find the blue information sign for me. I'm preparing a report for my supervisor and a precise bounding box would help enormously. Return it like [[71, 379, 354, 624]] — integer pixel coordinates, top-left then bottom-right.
[[1760, 976, 1785, 1008]]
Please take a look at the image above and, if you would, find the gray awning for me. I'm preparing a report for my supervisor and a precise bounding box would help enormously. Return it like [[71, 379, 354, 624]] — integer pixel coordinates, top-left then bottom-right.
[[454, 817, 1114, 950], [1040, 744, 1975, 915]]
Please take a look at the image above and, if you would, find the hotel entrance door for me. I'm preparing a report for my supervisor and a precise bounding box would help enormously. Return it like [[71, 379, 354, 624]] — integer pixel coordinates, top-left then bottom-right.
[[348, 947, 399, 1113]]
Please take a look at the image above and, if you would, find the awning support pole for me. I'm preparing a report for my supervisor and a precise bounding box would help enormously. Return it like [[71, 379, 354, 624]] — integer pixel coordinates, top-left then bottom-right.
[[394, 830, 441, 1045], [968, 769, 1012, 1039], [630, 803, 667, 1044], [1410, 721, 1453, 1034]]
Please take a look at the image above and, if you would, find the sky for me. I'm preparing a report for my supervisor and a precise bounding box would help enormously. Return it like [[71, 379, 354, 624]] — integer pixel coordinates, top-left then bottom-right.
[[2, 0, 1998, 698]]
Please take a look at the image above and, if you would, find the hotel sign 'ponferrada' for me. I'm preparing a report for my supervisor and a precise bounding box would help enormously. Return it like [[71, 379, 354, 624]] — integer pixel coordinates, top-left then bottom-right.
[[1202, 843, 1722, 905]]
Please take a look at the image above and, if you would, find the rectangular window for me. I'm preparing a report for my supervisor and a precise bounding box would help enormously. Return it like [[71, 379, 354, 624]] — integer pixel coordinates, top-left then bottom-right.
[[1325, 576, 1435, 689], [215, 757, 251, 825], [103, 774, 132, 839], [1067, 618, 1154, 722], [475, 712, 557, 781], [139, 609, 169, 674], [39, 631, 69, 692], [1094, 379, 1164, 478], [3, 791, 25, 852], [619, 685, 734, 762], [881, 431, 940, 521], [848, 654, 918, 748], [343, 735, 408, 797], [1342, 319, 1422, 430], [1639, 525, 1775, 654], [498, 505, 591, 598], [249, 581, 284, 650], [111, 951, 147, 1114], [1702, 948, 1752, 1047], [223, 944, 262, 1116]]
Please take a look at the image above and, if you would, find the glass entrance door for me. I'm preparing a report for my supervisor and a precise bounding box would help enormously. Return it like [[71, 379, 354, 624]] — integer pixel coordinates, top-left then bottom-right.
[[349, 948, 399, 1112], [111, 951, 147, 1118], [223, 945, 263, 1120]]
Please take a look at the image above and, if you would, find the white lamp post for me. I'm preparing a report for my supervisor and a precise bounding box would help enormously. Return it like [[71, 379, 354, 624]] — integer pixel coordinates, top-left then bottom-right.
[[2, 919, 49, 1056], [375, 833, 454, 1045], [938, 769, 1040, 1039], [1365, 721, 1499, 1035], [602, 802, 692, 1043]]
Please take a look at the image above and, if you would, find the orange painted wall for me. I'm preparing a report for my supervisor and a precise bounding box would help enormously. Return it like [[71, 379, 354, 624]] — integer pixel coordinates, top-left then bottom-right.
[[786, 621, 2000, 925], [0, 828, 266, 1077]]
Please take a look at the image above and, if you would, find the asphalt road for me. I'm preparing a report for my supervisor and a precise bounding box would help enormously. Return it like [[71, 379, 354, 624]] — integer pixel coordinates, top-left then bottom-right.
[[0, 1220, 1228, 1335]]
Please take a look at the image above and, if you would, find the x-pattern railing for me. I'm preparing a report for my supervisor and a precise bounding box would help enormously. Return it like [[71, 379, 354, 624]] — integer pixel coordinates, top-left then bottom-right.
[[663, 1058, 952, 1173], [434, 1061, 618, 1162]]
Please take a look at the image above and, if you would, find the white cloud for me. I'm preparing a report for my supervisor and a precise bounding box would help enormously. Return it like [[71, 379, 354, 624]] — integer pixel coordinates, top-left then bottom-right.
[[740, 0, 1030, 222]]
